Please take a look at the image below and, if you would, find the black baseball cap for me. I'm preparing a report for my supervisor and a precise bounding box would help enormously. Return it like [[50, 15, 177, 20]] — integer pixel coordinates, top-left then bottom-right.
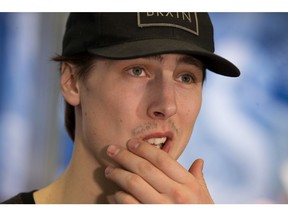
[[62, 12, 240, 77]]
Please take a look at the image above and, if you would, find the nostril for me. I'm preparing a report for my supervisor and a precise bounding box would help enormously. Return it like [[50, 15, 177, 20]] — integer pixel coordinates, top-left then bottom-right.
[[153, 111, 165, 117]]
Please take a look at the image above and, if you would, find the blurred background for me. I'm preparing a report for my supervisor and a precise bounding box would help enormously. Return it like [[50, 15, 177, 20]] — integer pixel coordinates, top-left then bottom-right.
[[0, 13, 287, 204]]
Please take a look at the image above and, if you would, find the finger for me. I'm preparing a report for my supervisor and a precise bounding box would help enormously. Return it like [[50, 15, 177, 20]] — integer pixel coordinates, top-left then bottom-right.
[[106, 144, 176, 193], [127, 139, 194, 184], [189, 159, 214, 203], [188, 159, 207, 189], [188, 159, 203, 179], [105, 166, 164, 203], [114, 191, 140, 204], [106, 194, 117, 204]]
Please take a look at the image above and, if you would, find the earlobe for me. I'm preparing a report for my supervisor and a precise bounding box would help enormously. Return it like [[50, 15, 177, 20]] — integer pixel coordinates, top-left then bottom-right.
[[61, 62, 80, 106]]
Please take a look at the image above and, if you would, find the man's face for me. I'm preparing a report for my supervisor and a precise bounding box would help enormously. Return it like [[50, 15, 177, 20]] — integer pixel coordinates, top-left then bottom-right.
[[76, 54, 203, 166]]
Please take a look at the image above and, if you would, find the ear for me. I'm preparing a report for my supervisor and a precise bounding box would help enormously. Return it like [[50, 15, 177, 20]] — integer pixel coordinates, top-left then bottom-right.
[[61, 62, 80, 106]]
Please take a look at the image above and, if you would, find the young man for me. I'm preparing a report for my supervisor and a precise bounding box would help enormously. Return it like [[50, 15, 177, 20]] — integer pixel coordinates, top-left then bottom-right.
[[3, 12, 240, 204]]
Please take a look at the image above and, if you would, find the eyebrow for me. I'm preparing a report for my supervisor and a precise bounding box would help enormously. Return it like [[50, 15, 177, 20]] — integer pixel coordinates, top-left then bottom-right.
[[140, 54, 206, 83], [177, 55, 204, 70], [145, 55, 164, 62], [144, 54, 204, 70]]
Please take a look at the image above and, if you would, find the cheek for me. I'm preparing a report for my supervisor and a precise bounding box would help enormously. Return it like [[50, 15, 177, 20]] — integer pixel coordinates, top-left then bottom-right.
[[78, 95, 132, 167], [80, 84, 141, 151], [174, 92, 202, 156], [181, 90, 202, 125], [186, 98, 202, 122]]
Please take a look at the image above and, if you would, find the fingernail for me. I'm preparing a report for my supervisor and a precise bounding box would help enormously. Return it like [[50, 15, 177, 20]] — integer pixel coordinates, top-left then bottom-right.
[[107, 145, 120, 157], [105, 166, 114, 176], [127, 139, 140, 150]]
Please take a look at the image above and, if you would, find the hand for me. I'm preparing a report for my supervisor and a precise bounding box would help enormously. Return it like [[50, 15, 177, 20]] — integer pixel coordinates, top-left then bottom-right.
[[104, 139, 214, 204]]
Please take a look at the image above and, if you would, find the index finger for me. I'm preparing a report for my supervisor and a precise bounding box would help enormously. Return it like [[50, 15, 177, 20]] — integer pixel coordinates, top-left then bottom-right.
[[127, 138, 195, 184]]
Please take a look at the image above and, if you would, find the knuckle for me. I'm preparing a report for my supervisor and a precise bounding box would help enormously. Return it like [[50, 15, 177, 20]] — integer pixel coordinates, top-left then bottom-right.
[[158, 196, 172, 204], [126, 174, 142, 189], [114, 191, 130, 204], [171, 187, 190, 203], [137, 160, 152, 174], [155, 153, 168, 167]]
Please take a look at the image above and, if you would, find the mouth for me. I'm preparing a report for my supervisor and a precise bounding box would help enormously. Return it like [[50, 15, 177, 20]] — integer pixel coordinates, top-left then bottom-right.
[[142, 131, 173, 152], [146, 137, 167, 149]]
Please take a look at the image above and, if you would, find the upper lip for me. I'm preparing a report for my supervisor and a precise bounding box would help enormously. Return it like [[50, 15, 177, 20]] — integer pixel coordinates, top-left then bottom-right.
[[141, 131, 174, 142]]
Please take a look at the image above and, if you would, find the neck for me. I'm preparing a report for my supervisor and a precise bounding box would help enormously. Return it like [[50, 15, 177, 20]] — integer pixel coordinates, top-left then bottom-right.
[[34, 140, 118, 204]]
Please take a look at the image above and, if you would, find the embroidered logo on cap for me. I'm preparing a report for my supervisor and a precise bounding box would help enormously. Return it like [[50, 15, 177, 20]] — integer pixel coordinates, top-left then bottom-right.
[[137, 12, 199, 35]]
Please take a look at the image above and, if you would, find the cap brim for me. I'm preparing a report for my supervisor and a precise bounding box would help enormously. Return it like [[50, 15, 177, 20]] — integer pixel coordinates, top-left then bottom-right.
[[88, 39, 240, 77]]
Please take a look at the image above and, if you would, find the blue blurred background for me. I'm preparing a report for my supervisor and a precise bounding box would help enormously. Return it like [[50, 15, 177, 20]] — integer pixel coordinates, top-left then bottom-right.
[[0, 13, 287, 204]]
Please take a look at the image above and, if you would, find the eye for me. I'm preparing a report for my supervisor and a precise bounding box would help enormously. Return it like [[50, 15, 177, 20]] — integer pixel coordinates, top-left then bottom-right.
[[177, 73, 195, 84], [128, 66, 146, 77]]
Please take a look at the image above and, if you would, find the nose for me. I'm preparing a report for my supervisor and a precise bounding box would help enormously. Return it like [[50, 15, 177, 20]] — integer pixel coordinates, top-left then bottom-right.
[[147, 77, 177, 120]]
